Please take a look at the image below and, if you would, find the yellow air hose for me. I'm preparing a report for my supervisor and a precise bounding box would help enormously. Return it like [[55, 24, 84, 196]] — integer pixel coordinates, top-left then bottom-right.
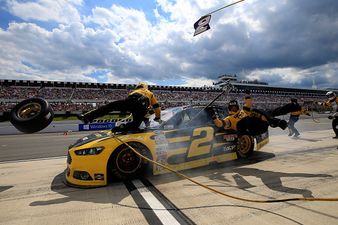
[[114, 135, 338, 203]]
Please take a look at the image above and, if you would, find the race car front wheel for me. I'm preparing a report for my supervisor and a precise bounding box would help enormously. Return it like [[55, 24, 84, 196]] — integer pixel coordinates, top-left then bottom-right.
[[109, 142, 151, 180], [236, 135, 254, 158], [9, 97, 54, 133]]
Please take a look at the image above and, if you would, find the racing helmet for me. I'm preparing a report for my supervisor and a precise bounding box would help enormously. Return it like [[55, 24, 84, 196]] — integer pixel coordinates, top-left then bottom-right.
[[136, 82, 148, 89], [326, 91, 336, 101], [228, 99, 239, 112], [291, 98, 298, 103]]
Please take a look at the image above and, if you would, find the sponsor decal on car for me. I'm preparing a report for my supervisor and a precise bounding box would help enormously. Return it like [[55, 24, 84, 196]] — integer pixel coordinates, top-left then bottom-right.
[[78, 122, 115, 131], [223, 134, 237, 142], [223, 144, 237, 152], [153, 131, 169, 172], [255, 131, 269, 150]]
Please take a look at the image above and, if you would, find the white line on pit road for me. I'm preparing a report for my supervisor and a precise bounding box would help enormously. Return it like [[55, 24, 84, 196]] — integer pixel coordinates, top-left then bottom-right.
[[132, 179, 181, 225]]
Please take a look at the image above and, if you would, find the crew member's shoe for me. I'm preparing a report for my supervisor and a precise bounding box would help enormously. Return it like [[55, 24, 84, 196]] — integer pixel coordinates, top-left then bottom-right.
[[269, 118, 287, 130], [278, 120, 288, 130], [288, 128, 293, 136], [293, 133, 300, 138], [332, 136, 338, 139]]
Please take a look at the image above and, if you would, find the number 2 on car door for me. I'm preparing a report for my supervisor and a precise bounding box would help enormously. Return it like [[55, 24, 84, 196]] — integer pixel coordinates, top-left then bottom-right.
[[187, 127, 214, 158]]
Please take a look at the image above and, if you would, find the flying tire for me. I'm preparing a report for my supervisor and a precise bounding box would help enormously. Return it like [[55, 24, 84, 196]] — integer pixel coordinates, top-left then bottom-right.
[[9, 97, 54, 133]]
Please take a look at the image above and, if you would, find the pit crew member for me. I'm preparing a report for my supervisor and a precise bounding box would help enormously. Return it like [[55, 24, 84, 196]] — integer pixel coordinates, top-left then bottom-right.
[[286, 98, 310, 138], [210, 90, 288, 135], [316, 91, 338, 138], [79, 82, 161, 132]]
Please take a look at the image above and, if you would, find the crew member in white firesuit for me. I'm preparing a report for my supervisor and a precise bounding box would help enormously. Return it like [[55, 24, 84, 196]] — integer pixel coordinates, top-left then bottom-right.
[[287, 98, 310, 138], [211, 90, 288, 135], [79, 82, 161, 132], [316, 91, 338, 138]]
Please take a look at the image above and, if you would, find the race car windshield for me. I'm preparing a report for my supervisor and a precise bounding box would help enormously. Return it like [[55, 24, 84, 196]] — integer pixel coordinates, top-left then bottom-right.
[[141, 107, 185, 129]]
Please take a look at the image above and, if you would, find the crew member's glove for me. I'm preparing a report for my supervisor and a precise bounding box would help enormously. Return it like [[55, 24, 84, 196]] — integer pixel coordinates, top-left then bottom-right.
[[244, 89, 251, 95], [111, 124, 126, 133], [77, 114, 92, 124], [154, 117, 163, 124], [328, 115, 333, 120], [211, 112, 218, 120], [148, 109, 155, 115], [314, 101, 322, 106], [208, 106, 219, 120]]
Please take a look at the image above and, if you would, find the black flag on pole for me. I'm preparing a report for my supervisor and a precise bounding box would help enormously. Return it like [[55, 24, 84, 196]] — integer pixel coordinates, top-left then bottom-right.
[[193, 15, 211, 36]]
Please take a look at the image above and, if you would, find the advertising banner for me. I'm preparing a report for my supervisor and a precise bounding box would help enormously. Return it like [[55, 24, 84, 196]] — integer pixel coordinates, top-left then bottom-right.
[[78, 122, 115, 131]]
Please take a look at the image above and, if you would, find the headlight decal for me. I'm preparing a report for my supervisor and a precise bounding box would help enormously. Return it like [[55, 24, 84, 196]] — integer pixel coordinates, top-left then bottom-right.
[[74, 147, 104, 156]]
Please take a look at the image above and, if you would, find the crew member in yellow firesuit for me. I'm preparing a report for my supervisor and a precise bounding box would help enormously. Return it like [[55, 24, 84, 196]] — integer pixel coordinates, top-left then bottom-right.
[[79, 82, 161, 132], [287, 98, 310, 138], [210, 90, 288, 135], [316, 91, 338, 138]]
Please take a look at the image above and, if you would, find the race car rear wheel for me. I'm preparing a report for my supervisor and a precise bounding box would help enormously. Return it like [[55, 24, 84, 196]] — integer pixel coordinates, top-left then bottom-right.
[[9, 97, 54, 133], [236, 135, 254, 158], [108, 142, 151, 180]]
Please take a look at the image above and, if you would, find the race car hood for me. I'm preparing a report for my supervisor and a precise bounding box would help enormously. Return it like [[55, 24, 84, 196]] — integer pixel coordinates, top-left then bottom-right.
[[68, 131, 111, 149]]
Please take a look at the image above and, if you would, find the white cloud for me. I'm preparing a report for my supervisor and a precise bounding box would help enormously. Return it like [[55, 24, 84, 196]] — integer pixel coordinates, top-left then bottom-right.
[[2, 0, 261, 83], [0, 0, 337, 89], [0, 21, 120, 81], [6, 0, 82, 23], [0, 57, 97, 82], [245, 67, 304, 85], [105, 72, 155, 85], [180, 76, 214, 87], [244, 62, 338, 88], [84, 5, 151, 41]]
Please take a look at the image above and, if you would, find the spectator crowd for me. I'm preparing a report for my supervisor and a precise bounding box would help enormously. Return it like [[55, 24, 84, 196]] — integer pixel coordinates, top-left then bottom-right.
[[0, 85, 328, 113]]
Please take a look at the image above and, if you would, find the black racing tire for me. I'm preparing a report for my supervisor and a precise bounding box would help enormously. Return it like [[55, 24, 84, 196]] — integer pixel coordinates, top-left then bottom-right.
[[236, 135, 254, 158], [9, 97, 54, 133], [108, 142, 151, 181]]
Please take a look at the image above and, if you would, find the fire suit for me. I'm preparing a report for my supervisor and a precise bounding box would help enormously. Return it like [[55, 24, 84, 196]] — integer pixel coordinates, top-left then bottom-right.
[[320, 96, 338, 137], [83, 87, 161, 131], [212, 94, 282, 136]]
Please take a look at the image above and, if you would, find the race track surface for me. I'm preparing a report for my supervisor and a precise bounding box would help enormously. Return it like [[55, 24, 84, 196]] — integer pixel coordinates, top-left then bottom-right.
[[0, 116, 332, 162]]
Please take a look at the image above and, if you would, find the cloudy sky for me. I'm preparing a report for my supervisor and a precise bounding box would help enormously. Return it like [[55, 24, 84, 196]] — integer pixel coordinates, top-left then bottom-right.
[[0, 0, 337, 89]]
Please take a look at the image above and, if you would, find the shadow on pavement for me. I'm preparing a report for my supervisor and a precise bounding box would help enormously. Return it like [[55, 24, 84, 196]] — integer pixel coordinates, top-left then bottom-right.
[[29, 151, 275, 207], [29, 172, 128, 206], [28, 150, 337, 223], [0, 185, 13, 192], [232, 167, 332, 198], [182, 151, 332, 198]]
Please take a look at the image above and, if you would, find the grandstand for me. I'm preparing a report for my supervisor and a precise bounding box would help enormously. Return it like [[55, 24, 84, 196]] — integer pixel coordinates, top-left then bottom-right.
[[213, 74, 269, 87], [0, 78, 333, 114]]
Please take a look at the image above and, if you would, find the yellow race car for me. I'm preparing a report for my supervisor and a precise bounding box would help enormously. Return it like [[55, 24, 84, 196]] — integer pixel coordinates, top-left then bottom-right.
[[65, 105, 269, 187]]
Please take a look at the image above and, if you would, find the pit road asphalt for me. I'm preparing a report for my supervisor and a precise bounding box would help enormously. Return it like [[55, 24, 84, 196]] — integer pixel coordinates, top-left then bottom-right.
[[0, 116, 338, 225], [0, 116, 333, 162]]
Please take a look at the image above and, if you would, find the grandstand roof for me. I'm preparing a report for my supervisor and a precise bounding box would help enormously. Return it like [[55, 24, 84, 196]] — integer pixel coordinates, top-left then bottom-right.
[[233, 82, 325, 92]]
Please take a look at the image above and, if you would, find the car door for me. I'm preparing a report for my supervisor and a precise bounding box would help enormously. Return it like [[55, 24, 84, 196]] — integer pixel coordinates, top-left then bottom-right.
[[160, 108, 236, 172]]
